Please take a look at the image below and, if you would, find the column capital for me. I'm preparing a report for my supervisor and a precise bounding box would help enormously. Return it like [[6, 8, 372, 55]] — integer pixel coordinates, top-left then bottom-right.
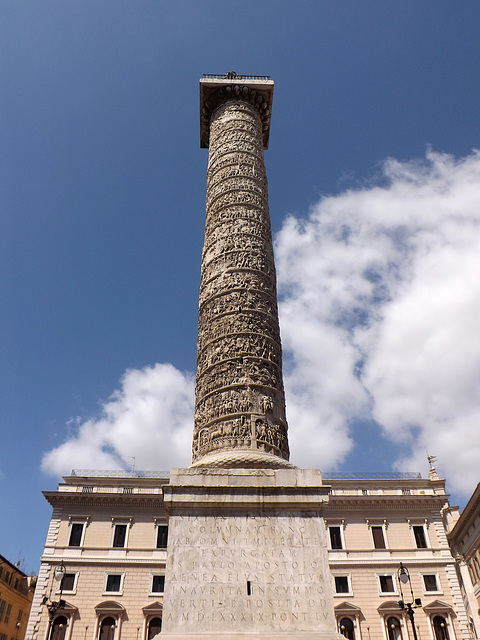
[[199, 74, 274, 149]]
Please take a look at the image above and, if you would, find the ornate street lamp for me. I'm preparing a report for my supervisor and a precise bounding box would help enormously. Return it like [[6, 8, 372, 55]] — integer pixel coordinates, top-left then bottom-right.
[[397, 563, 422, 640], [42, 564, 67, 640]]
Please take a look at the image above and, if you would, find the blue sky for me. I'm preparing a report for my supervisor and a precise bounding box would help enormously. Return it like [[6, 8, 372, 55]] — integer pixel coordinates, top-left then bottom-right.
[[2, 2, 480, 574]]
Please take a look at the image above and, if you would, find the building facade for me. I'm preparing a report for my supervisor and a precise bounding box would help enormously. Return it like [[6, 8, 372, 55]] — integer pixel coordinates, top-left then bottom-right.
[[325, 470, 468, 640], [447, 483, 480, 637], [25, 468, 470, 640], [0, 554, 35, 640]]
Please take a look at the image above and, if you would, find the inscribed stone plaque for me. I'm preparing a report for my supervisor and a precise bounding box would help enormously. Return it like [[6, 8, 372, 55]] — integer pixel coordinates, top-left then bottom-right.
[[162, 510, 335, 634]]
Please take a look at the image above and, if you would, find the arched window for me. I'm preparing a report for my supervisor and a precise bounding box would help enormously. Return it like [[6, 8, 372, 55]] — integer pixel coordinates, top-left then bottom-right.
[[50, 616, 68, 640], [147, 617, 162, 640], [433, 616, 449, 640], [94, 601, 124, 640], [387, 616, 402, 640], [99, 616, 116, 640], [339, 617, 355, 640]]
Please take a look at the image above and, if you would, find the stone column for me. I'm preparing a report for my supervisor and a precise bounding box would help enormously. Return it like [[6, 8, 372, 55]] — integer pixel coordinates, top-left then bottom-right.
[[192, 76, 290, 468], [160, 75, 339, 640]]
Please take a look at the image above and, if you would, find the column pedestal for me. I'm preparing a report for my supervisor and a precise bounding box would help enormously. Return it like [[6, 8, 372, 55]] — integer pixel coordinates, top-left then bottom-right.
[[162, 468, 343, 639]]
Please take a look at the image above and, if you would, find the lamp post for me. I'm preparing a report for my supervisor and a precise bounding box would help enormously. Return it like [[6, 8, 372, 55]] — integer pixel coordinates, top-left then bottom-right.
[[398, 563, 422, 640], [42, 564, 67, 640]]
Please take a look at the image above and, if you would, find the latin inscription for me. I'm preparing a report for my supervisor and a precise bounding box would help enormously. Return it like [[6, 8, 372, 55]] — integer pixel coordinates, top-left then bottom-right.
[[162, 515, 334, 633]]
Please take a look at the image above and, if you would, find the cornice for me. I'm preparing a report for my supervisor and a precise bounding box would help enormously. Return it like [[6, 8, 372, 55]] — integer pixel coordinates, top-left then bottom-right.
[[39, 555, 167, 567], [447, 483, 480, 542], [43, 491, 165, 509], [326, 495, 448, 510], [328, 556, 455, 567]]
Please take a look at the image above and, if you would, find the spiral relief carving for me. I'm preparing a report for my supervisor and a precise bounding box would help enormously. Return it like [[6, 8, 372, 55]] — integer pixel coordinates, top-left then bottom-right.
[[192, 86, 291, 468]]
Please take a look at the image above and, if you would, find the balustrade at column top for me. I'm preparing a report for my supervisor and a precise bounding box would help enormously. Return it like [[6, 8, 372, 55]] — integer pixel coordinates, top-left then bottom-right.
[[199, 75, 274, 149]]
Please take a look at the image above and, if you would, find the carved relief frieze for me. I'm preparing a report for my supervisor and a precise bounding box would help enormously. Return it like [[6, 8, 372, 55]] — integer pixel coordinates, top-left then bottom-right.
[[204, 206, 273, 240], [207, 162, 267, 187], [200, 249, 274, 281], [206, 151, 266, 182], [206, 178, 267, 210], [202, 221, 271, 254], [194, 387, 284, 426], [196, 312, 282, 352], [195, 359, 283, 404], [202, 232, 274, 263], [199, 287, 276, 317], [206, 188, 268, 218], [199, 270, 277, 304], [193, 94, 289, 464], [255, 418, 289, 454], [196, 332, 281, 372]]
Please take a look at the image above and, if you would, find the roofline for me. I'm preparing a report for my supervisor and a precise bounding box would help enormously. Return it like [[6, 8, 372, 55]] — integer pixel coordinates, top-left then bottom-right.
[[448, 481, 480, 540], [0, 553, 28, 577]]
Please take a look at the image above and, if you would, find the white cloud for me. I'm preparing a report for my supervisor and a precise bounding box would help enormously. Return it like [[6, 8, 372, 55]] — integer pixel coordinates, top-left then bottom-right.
[[41, 364, 194, 476], [42, 149, 480, 500], [277, 149, 480, 498]]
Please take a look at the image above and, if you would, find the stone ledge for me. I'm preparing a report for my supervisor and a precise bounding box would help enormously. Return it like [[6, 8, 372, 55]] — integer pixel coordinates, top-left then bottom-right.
[[170, 468, 329, 488], [161, 633, 345, 640]]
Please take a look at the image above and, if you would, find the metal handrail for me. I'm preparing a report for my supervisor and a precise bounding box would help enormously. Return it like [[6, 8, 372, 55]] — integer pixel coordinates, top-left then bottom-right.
[[202, 73, 271, 81], [323, 472, 422, 480], [71, 469, 170, 478]]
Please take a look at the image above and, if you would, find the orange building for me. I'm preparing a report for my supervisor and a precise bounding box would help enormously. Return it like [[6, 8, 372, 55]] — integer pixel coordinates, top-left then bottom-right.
[[0, 554, 35, 640]]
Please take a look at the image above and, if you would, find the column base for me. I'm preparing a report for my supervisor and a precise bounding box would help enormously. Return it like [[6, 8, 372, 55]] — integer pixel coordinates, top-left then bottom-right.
[[162, 468, 338, 637]]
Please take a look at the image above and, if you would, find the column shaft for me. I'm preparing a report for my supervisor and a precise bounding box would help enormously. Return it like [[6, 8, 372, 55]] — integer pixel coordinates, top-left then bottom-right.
[[192, 94, 290, 467]]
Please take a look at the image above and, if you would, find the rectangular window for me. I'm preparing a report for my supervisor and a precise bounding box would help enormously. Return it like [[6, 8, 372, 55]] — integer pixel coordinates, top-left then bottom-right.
[[0, 600, 5, 623], [473, 556, 480, 581], [423, 575, 438, 592], [4, 605, 11, 625], [68, 523, 84, 547], [413, 525, 427, 548], [329, 526, 343, 550], [372, 526, 386, 549], [113, 524, 127, 548], [468, 562, 476, 584], [60, 573, 76, 592], [379, 575, 395, 593], [334, 576, 349, 594], [156, 525, 168, 549], [151, 575, 165, 593], [105, 574, 122, 593]]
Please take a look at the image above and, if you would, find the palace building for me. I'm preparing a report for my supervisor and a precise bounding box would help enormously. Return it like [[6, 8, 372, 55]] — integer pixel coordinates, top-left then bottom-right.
[[25, 467, 469, 640]]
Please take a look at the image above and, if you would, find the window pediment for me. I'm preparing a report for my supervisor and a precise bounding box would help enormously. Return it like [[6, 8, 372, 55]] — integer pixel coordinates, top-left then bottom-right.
[[335, 602, 362, 613], [142, 602, 163, 614], [377, 601, 403, 612], [423, 600, 454, 614], [95, 601, 125, 613]]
